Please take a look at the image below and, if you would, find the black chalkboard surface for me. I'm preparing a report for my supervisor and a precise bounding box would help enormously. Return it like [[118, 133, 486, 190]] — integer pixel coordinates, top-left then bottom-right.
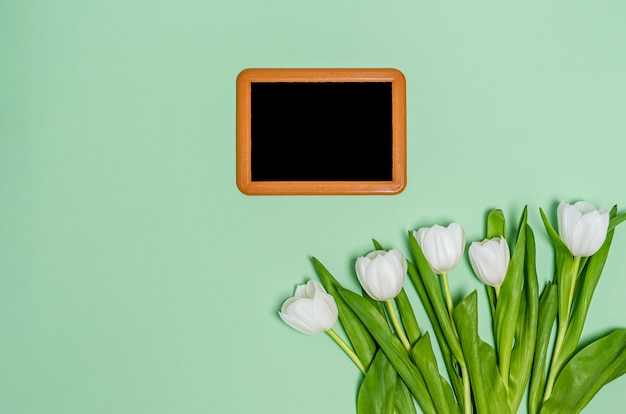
[[237, 69, 406, 195], [251, 82, 392, 181]]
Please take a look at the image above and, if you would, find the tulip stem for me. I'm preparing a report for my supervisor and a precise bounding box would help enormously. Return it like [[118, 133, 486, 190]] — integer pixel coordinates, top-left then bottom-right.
[[385, 300, 412, 351], [326, 329, 366, 375], [441, 273, 454, 318], [543, 255, 582, 402], [460, 362, 472, 414], [566, 256, 582, 317]]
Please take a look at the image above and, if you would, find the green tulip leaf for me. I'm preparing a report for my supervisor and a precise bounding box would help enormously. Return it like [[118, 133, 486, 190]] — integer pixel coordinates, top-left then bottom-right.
[[395, 288, 421, 345], [539, 208, 575, 326], [487, 208, 506, 239], [508, 224, 539, 412], [454, 291, 510, 414], [494, 207, 527, 389], [372, 238, 385, 251], [408, 233, 465, 364], [357, 349, 397, 414], [408, 232, 468, 410], [312, 257, 377, 370], [541, 328, 626, 414], [528, 283, 558, 414], [406, 259, 465, 405], [485, 285, 497, 320], [608, 209, 626, 231], [364, 292, 387, 318], [410, 333, 461, 414], [337, 286, 437, 414], [394, 377, 418, 414]]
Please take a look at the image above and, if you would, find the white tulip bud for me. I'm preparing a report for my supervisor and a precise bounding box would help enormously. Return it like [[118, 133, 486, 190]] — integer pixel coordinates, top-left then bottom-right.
[[413, 223, 465, 274], [355, 249, 407, 301], [279, 280, 338, 335], [469, 237, 510, 288], [557, 201, 609, 257]]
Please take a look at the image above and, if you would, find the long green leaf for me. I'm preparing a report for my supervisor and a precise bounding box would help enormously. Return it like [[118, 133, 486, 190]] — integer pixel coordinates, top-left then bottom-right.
[[486, 285, 497, 321], [608, 210, 626, 231], [394, 378, 418, 414], [508, 224, 539, 412], [395, 288, 421, 345], [312, 257, 377, 369], [455, 291, 510, 414], [411, 333, 461, 414], [409, 232, 465, 410], [372, 239, 385, 251], [358, 349, 397, 414], [338, 287, 437, 414], [528, 283, 557, 414], [406, 259, 464, 407], [494, 207, 527, 389], [542, 328, 626, 414], [408, 233, 465, 364], [408, 232, 467, 411], [539, 208, 574, 327]]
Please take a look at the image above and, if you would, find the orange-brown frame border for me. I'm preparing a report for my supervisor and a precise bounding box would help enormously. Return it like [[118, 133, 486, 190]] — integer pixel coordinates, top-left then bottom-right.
[[236, 68, 406, 195]]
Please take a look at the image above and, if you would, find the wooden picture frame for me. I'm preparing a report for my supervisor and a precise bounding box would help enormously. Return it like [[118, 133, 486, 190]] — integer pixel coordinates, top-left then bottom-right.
[[236, 68, 406, 195]]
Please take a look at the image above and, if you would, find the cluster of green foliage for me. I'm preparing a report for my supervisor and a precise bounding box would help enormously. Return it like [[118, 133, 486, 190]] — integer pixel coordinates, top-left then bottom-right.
[[312, 206, 626, 414]]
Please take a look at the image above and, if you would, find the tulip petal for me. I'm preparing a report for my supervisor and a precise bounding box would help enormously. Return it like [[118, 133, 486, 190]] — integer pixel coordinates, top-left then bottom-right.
[[574, 200, 598, 215], [355, 249, 406, 301], [293, 284, 308, 299], [469, 237, 509, 287], [356, 256, 371, 283], [415, 223, 465, 274], [279, 300, 319, 335], [312, 290, 338, 330], [558, 201, 609, 257], [279, 280, 338, 335], [366, 255, 390, 299]]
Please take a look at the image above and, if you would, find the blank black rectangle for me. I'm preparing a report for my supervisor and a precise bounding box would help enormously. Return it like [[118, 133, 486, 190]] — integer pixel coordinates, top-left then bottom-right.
[[250, 82, 393, 181]]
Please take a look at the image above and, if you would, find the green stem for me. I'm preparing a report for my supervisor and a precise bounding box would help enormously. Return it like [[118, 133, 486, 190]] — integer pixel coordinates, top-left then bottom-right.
[[385, 300, 412, 351], [460, 362, 472, 414], [543, 323, 566, 402], [326, 329, 366, 375], [543, 256, 582, 401], [441, 273, 454, 319]]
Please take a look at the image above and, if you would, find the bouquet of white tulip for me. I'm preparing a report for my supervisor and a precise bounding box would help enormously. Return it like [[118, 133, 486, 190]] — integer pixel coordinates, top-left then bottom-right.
[[279, 201, 626, 414]]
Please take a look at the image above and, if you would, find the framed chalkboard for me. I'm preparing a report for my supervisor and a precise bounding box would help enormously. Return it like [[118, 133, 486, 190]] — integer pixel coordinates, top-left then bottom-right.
[[236, 68, 406, 195]]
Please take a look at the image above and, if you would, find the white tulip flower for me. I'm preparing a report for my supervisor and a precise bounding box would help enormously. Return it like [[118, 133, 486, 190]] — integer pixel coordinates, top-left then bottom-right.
[[355, 249, 407, 301], [469, 237, 510, 288], [557, 201, 609, 257], [413, 223, 465, 274], [279, 280, 338, 335]]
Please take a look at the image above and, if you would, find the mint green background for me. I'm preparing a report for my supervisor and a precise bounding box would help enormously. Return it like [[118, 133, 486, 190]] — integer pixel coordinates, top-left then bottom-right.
[[1, 1, 625, 413]]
